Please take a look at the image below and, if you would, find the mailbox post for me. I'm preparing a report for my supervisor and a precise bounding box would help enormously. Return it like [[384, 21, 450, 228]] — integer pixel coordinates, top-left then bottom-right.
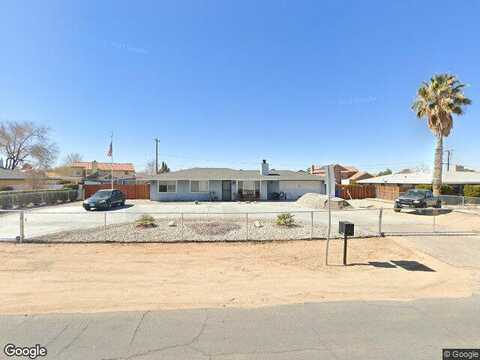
[[339, 221, 354, 266]]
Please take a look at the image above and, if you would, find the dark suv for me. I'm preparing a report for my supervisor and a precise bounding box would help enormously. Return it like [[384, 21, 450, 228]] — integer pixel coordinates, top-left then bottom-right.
[[394, 189, 441, 212], [83, 189, 126, 211]]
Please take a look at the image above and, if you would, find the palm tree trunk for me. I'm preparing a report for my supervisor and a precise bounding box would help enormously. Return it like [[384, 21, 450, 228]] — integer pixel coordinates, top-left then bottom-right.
[[432, 134, 443, 196]]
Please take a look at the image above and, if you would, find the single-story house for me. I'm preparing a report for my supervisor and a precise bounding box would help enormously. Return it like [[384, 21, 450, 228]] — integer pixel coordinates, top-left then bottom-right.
[[70, 161, 136, 180], [0, 168, 28, 189], [357, 169, 480, 200], [358, 170, 480, 186], [341, 171, 374, 185], [146, 160, 326, 201]]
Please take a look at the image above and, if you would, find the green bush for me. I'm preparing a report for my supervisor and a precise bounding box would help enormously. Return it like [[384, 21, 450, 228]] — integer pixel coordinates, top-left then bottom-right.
[[464, 185, 480, 198], [440, 185, 456, 195], [0, 186, 15, 192], [415, 184, 456, 195], [415, 184, 432, 191], [276, 213, 295, 227], [135, 214, 157, 228], [63, 183, 79, 190]]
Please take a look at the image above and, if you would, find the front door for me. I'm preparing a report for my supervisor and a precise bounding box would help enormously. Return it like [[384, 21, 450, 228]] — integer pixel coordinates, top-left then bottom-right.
[[222, 181, 232, 201]]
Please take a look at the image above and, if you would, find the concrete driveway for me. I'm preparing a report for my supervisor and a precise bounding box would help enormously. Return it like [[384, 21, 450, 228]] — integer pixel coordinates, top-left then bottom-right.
[[0, 200, 477, 241]]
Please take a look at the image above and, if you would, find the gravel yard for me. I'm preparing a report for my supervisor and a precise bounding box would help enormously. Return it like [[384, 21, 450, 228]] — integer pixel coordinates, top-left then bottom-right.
[[28, 215, 379, 243]]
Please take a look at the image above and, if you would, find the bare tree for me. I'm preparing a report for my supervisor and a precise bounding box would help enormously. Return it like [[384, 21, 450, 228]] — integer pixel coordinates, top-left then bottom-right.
[[144, 160, 170, 175], [144, 160, 156, 175], [62, 152, 83, 166], [0, 121, 58, 170]]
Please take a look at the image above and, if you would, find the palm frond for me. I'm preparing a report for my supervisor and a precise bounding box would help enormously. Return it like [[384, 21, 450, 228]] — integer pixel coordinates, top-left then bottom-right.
[[411, 73, 471, 137]]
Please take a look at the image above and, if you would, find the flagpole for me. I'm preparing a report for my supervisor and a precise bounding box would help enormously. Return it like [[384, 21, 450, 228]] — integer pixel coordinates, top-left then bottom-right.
[[111, 133, 114, 190]]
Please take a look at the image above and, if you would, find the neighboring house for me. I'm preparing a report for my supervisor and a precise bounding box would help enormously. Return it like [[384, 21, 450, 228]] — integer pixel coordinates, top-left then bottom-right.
[[69, 161, 136, 183], [341, 171, 374, 185], [147, 160, 326, 201], [357, 167, 480, 200], [0, 168, 28, 189], [310, 164, 372, 184]]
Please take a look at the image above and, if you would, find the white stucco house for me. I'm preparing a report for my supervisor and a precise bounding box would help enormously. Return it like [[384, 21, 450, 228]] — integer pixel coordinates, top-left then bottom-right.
[[146, 160, 326, 201]]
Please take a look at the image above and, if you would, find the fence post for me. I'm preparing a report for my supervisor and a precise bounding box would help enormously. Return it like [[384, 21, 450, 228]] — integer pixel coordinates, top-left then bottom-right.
[[433, 212, 436, 233], [104, 212, 107, 242], [181, 213, 184, 241], [378, 208, 383, 237], [245, 213, 249, 241], [19, 211, 25, 243], [310, 211, 314, 240], [462, 196, 465, 208]]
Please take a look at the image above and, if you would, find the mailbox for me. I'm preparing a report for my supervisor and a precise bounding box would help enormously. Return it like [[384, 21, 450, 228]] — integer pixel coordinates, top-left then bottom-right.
[[339, 221, 354, 236]]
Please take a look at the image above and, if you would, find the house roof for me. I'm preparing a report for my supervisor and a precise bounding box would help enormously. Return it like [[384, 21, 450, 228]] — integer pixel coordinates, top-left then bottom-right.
[[357, 171, 480, 185], [0, 168, 27, 180], [145, 168, 325, 181], [348, 171, 373, 181], [72, 162, 135, 172]]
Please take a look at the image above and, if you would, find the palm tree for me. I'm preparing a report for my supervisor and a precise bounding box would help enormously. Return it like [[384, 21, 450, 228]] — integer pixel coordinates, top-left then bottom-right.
[[412, 74, 471, 196]]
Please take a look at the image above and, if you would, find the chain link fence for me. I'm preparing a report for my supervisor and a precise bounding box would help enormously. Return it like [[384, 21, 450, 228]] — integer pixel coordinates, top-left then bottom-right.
[[1, 206, 478, 243], [439, 195, 480, 208]]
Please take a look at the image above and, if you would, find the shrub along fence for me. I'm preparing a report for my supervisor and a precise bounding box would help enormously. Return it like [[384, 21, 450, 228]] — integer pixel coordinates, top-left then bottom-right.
[[0, 189, 79, 209]]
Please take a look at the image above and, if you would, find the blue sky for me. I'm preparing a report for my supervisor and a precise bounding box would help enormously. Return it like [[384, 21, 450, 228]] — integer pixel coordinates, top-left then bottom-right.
[[0, 0, 478, 173]]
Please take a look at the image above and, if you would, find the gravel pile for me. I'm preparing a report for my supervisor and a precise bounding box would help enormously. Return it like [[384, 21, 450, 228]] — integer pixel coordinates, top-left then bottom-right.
[[28, 217, 377, 243], [297, 193, 351, 210]]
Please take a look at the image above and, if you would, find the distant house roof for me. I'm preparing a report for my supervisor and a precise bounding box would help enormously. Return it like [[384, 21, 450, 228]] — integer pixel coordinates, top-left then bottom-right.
[[0, 168, 27, 180], [146, 168, 325, 181], [358, 171, 480, 185], [72, 162, 135, 172], [348, 171, 373, 181]]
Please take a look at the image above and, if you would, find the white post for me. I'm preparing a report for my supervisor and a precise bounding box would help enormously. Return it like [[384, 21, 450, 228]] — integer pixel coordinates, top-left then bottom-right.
[[110, 133, 114, 190], [378, 208, 383, 236], [245, 213, 249, 241], [104, 212, 107, 241], [462, 196, 465, 208], [181, 213, 184, 241], [310, 211, 314, 240], [19, 211, 25, 243], [433, 212, 436, 233], [325, 165, 334, 265]]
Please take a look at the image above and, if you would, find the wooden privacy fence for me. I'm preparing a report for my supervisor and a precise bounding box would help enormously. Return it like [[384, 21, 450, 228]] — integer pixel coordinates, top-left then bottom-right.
[[374, 184, 412, 201], [84, 184, 150, 199], [336, 185, 376, 200]]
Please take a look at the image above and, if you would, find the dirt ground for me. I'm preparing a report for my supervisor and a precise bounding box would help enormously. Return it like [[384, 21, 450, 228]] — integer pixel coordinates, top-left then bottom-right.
[[0, 237, 476, 315]]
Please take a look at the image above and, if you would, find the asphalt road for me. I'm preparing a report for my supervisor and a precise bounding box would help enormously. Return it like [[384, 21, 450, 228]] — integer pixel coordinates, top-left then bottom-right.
[[1, 296, 479, 360]]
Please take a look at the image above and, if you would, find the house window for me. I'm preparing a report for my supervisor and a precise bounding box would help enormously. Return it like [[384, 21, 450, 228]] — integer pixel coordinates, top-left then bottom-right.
[[158, 181, 176, 193], [238, 181, 260, 192], [190, 180, 209, 193]]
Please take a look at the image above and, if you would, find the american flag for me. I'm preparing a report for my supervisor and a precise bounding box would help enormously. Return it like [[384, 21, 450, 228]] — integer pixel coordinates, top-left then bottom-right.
[[107, 141, 112, 157]]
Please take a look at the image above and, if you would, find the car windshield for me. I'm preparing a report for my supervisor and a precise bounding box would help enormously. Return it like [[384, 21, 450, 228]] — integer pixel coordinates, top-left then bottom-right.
[[405, 190, 426, 197], [91, 191, 112, 199]]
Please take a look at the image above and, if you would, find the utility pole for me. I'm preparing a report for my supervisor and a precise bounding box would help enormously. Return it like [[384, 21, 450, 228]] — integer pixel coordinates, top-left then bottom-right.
[[154, 138, 160, 174]]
